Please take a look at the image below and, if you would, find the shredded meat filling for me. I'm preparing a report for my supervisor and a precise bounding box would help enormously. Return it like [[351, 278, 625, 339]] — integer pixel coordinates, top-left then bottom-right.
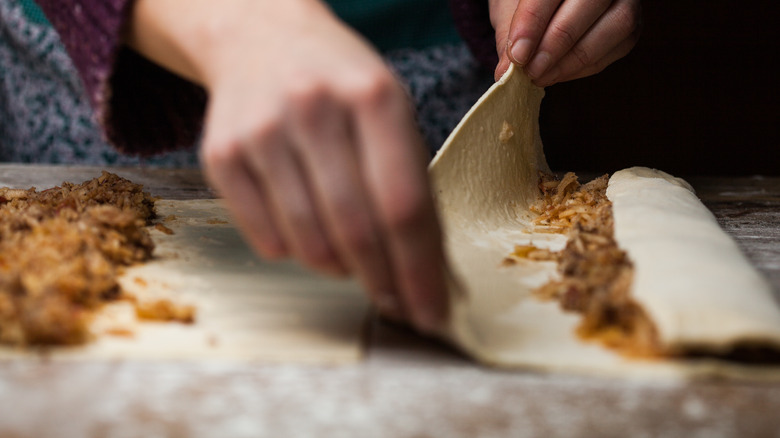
[[0, 172, 193, 346], [527, 172, 661, 357]]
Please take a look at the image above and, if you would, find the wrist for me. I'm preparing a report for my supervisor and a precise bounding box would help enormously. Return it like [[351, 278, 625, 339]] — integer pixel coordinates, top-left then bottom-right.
[[125, 0, 210, 84], [126, 0, 334, 90]]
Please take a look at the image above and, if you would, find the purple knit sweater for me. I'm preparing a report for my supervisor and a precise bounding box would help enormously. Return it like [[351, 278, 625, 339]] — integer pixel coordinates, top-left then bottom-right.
[[36, 0, 495, 155]]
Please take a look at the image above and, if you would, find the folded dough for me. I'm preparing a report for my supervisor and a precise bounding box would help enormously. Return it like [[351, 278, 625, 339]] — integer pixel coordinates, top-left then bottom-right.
[[608, 168, 780, 353], [430, 64, 780, 378]]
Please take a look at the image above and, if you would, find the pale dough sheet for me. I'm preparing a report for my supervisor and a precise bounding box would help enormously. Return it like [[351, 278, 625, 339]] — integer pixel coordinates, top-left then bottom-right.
[[0, 199, 369, 363], [2, 64, 778, 378], [430, 65, 780, 379]]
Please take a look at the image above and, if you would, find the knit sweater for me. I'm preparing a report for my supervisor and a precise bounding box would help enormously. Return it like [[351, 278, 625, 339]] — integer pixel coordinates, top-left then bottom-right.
[[34, 0, 494, 157]]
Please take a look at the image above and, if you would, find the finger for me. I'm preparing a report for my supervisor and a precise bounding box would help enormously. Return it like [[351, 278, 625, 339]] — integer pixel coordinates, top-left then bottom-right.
[[202, 152, 288, 259], [507, 0, 564, 66], [537, 32, 638, 86], [534, 0, 641, 86], [243, 125, 347, 276], [288, 88, 404, 320], [350, 72, 449, 334], [524, 0, 613, 80], [201, 119, 288, 259]]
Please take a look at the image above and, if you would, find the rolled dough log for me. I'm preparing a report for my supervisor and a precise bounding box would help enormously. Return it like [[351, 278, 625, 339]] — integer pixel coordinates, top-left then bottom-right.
[[430, 64, 780, 379], [608, 168, 780, 352]]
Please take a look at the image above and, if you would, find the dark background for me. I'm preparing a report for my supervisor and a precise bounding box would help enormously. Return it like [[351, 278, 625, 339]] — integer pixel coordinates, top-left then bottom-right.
[[539, 1, 779, 175]]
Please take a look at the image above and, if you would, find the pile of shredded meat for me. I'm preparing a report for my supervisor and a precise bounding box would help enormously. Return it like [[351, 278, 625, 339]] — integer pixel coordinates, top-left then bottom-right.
[[0, 172, 193, 346], [512, 172, 661, 356]]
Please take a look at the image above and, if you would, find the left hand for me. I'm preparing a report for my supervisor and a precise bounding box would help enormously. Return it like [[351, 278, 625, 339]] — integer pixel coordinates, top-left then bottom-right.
[[490, 0, 642, 86], [127, 0, 450, 334]]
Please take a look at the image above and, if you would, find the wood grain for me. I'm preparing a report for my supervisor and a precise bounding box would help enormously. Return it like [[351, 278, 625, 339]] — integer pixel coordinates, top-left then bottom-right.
[[691, 176, 780, 292]]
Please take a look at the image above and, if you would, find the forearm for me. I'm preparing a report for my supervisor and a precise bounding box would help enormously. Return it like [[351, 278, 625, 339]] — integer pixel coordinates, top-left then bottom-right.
[[124, 0, 208, 85], [125, 0, 334, 91]]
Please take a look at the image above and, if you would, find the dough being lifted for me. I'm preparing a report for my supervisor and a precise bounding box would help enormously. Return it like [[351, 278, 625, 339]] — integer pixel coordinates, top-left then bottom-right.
[[430, 64, 780, 379]]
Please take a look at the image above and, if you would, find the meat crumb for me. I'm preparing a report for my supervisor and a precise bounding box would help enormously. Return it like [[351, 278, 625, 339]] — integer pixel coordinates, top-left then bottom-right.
[[0, 172, 193, 346], [154, 223, 175, 235], [525, 172, 661, 357]]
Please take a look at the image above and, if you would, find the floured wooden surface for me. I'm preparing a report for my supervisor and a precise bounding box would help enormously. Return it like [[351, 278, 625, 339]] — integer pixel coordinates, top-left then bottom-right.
[[0, 166, 779, 437], [430, 65, 780, 379], [0, 199, 369, 363]]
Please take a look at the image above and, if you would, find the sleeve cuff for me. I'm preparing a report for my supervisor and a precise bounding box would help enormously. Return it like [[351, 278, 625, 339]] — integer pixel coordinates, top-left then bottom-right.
[[36, 0, 206, 156]]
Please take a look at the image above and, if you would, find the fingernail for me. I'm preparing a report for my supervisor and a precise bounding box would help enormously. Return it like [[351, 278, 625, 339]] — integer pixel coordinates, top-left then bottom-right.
[[510, 38, 534, 65], [526, 51, 552, 79]]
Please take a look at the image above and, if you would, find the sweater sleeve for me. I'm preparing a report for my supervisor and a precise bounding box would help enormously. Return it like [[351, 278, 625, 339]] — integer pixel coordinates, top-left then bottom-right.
[[448, 0, 497, 71], [36, 0, 206, 156], [36, 0, 491, 156]]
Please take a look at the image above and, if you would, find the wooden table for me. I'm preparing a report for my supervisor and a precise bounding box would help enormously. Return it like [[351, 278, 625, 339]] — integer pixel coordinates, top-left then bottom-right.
[[1, 165, 779, 438]]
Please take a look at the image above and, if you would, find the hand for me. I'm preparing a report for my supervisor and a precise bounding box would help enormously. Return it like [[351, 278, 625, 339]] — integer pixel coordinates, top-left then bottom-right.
[[490, 0, 642, 86], [127, 0, 448, 333]]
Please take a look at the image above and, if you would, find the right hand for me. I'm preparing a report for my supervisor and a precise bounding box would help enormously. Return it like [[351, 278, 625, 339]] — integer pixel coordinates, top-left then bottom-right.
[[128, 0, 448, 333], [490, 0, 642, 85]]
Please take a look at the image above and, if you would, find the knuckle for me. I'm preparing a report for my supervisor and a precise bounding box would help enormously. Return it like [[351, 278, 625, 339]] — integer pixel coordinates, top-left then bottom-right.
[[240, 117, 284, 159], [252, 115, 284, 143], [570, 45, 592, 68], [349, 69, 399, 109], [202, 136, 242, 170], [285, 79, 329, 114], [520, 7, 548, 36], [203, 118, 285, 171], [549, 22, 578, 50]]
